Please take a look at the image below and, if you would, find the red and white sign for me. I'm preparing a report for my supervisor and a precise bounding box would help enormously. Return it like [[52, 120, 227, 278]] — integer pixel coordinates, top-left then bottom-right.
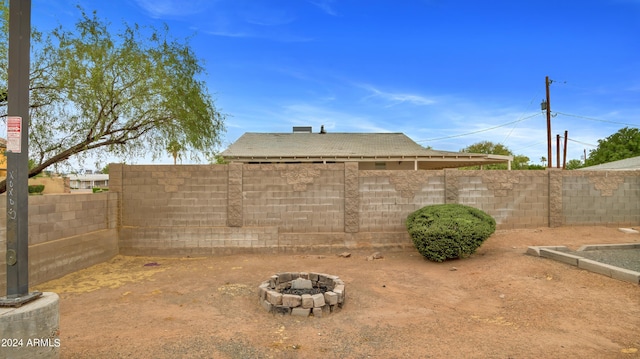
[[6, 116, 22, 153]]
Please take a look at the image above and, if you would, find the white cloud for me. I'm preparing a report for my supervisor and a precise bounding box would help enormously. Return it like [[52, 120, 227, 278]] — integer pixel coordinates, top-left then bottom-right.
[[134, 0, 212, 19], [359, 84, 438, 107], [307, 0, 338, 16]]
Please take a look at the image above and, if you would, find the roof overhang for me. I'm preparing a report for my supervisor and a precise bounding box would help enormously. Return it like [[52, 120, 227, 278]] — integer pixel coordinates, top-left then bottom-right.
[[223, 153, 513, 169]]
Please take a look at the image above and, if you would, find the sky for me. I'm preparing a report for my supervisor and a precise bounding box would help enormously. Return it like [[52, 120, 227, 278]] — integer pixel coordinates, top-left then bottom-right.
[[25, 0, 640, 167]]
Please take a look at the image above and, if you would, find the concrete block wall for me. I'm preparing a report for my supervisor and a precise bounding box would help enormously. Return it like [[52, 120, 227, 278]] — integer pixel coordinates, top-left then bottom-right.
[[115, 163, 350, 255], [114, 164, 232, 255], [119, 164, 228, 228], [2, 164, 639, 291], [561, 170, 640, 225], [448, 170, 550, 229], [111, 163, 640, 255], [0, 192, 118, 294], [359, 170, 445, 232], [242, 164, 344, 233]]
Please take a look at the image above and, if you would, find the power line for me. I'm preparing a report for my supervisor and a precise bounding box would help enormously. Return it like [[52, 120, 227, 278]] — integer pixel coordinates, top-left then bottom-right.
[[512, 139, 546, 152], [567, 138, 597, 147], [501, 94, 542, 145], [555, 111, 639, 127], [417, 112, 542, 142]]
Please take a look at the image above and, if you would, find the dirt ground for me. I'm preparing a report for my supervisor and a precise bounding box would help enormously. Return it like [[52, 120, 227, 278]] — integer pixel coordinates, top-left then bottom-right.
[[35, 226, 640, 359]]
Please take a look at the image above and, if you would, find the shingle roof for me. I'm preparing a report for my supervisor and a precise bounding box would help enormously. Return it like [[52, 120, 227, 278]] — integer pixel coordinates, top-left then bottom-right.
[[578, 156, 640, 171], [221, 132, 513, 169], [222, 132, 452, 158]]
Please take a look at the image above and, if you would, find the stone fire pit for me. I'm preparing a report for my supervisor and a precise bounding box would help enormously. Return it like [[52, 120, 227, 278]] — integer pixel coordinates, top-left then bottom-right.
[[258, 272, 345, 317]]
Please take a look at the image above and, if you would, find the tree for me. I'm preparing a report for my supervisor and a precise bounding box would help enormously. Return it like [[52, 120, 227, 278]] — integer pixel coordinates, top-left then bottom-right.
[[565, 159, 583, 170], [584, 127, 640, 167], [0, 6, 225, 193], [460, 141, 530, 170], [540, 156, 547, 167], [166, 140, 184, 165]]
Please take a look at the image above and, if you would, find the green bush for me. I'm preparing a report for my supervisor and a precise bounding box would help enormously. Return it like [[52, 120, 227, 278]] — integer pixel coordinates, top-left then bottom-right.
[[28, 184, 45, 194], [405, 204, 496, 262]]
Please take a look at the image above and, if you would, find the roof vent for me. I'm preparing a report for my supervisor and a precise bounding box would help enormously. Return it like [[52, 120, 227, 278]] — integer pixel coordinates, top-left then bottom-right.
[[293, 126, 312, 133], [320, 125, 326, 134]]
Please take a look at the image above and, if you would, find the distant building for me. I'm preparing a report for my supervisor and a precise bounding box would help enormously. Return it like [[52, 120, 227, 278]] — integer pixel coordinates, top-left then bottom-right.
[[68, 173, 109, 191]]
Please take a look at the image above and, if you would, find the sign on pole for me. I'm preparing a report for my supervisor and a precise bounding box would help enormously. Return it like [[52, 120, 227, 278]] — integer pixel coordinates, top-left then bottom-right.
[[7, 116, 22, 153]]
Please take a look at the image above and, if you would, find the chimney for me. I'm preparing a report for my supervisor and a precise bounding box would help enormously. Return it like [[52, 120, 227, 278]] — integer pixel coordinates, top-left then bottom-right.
[[292, 126, 312, 133], [320, 125, 326, 134]]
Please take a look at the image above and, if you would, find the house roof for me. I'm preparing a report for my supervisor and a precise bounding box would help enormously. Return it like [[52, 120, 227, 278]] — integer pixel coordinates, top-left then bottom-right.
[[221, 132, 512, 169], [578, 156, 640, 171]]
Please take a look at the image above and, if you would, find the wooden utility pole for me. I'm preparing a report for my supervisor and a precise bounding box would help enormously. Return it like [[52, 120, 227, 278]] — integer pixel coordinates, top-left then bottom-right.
[[563, 130, 568, 169], [545, 76, 552, 168], [556, 134, 561, 168]]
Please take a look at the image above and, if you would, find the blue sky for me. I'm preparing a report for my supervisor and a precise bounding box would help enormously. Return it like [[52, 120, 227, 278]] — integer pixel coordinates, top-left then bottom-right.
[[30, 0, 640, 166]]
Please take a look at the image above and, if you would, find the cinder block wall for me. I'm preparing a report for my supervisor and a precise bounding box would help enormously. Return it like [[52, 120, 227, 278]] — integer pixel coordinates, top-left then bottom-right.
[[0, 192, 118, 294], [358, 170, 445, 232], [445, 170, 550, 229], [242, 164, 345, 232], [109, 164, 640, 255], [2, 164, 639, 292], [560, 170, 640, 225]]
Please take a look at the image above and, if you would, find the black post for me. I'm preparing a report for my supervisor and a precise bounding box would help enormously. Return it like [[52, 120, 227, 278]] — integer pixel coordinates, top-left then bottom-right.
[[1, 0, 40, 307], [545, 76, 552, 168]]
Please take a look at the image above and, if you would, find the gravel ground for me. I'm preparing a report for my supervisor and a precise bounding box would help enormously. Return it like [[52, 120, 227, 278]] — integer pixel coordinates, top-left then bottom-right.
[[568, 248, 640, 273], [32, 227, 640, 358]]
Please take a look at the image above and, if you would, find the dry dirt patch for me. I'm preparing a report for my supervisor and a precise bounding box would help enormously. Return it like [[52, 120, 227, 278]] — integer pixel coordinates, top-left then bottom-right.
[[34, 226, 640, 358]]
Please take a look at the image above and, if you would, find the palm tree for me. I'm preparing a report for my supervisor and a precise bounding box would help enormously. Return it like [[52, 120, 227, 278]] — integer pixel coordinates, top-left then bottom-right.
[[166, 140, 184, 165], [540, 156, 547, 167]]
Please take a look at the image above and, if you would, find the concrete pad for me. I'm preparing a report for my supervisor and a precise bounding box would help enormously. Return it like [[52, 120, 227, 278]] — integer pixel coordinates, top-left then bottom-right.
[[0, 292, 60, 359], [618, 228, 639, 234]]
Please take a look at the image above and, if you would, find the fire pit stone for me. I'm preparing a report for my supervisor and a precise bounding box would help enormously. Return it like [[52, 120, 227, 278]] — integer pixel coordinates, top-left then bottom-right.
[[259, 271, 345, 317]]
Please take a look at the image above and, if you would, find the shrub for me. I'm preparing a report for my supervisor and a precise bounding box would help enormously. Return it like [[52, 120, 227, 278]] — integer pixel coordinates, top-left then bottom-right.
[[28, 184, 45, 194], [405, 204, 496, 262]]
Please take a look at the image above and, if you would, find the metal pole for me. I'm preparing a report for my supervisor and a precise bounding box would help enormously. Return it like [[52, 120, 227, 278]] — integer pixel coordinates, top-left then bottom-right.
[[556, 134, 560, 169], [1, 0, 41, 307], [545, 76, 552, 168], [563, 130, 568, 169]]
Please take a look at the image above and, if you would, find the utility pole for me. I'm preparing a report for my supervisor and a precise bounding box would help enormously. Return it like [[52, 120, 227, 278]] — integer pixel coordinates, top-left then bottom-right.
[[556, 134, 560, 169], [1, 0, 41, 307], [545, 76, 553, 168], [563, 130, 568, 169]]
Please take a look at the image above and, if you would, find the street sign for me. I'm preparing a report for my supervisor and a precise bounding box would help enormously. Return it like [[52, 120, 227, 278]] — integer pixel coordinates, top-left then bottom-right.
[[7, 116, 22, 153]]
